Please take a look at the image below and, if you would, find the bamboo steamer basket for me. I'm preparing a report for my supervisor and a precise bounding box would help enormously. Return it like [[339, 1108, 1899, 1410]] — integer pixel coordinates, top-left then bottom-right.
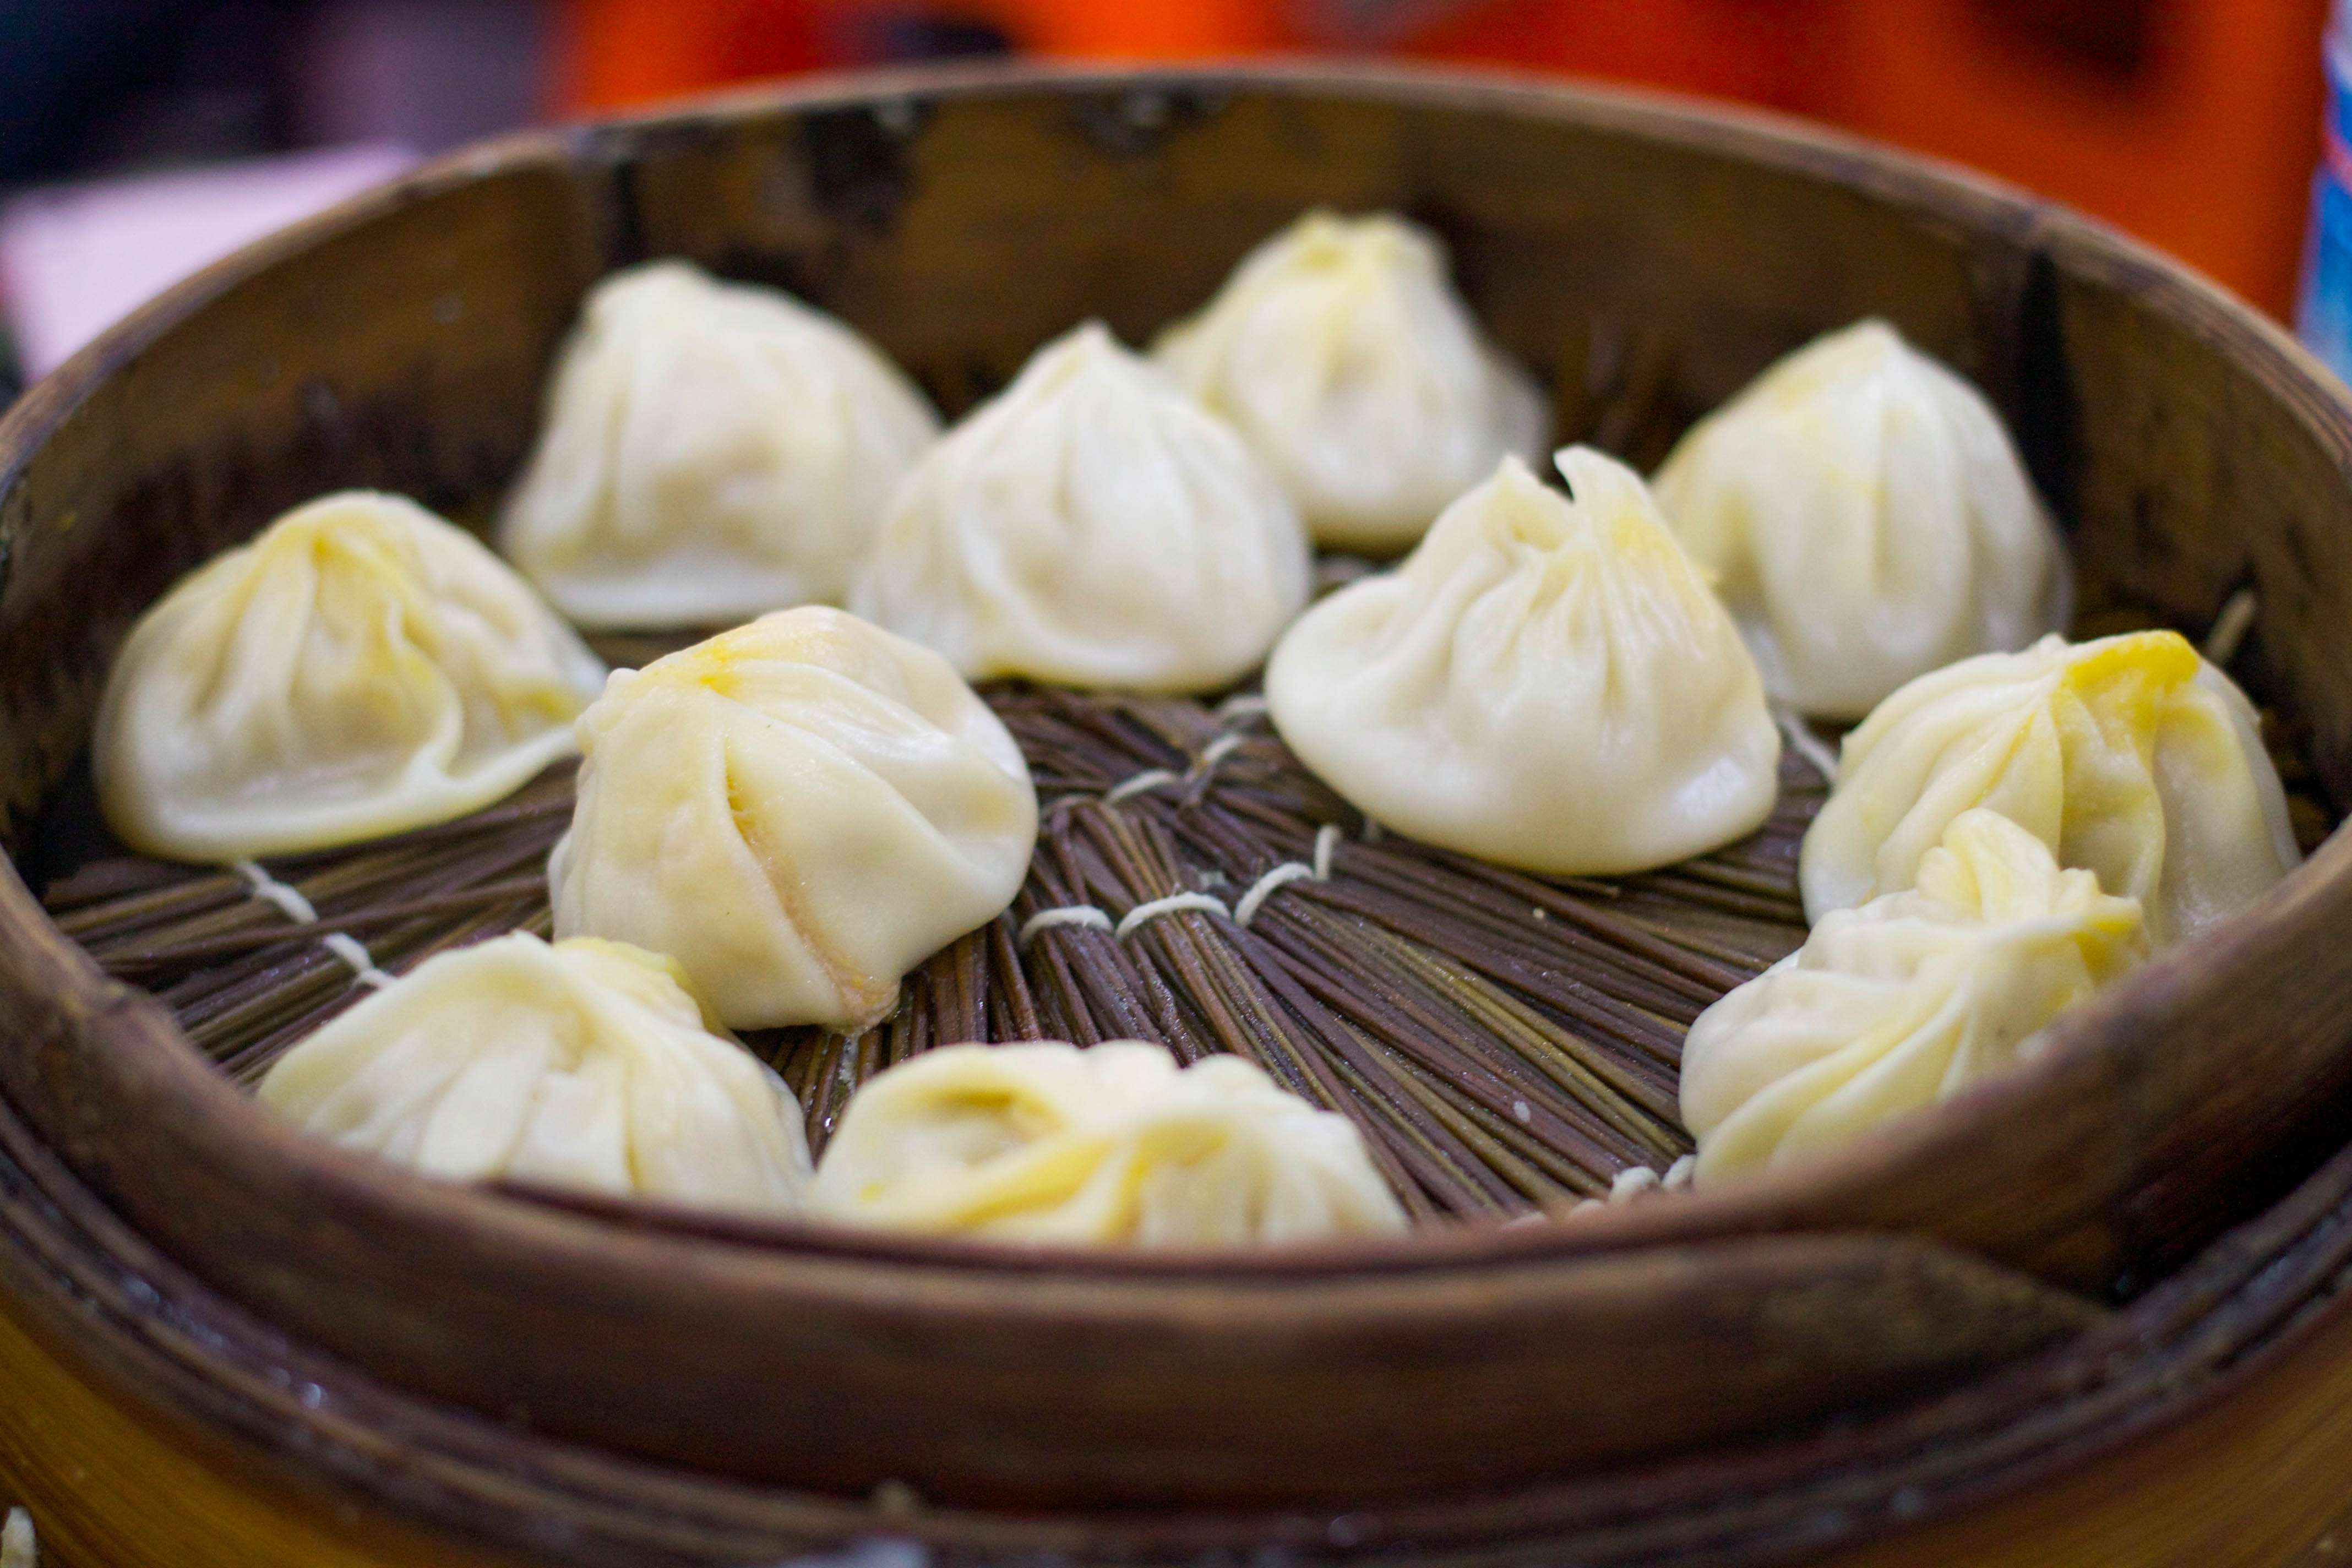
[[3, 61, 2352, 1566]]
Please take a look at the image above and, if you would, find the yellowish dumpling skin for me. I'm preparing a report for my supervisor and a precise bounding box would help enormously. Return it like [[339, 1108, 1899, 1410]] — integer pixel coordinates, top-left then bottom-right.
[[1265, 447, 1781, 875], [93, 490, 606, 862], [257, 934, 812, 1215], [1684, 810, 2148, 1183], [497, 260, 939, 630], [811, 1041, 1407, 1247], [1153, 210, 1548, 554], [1652, 320, 2070, 720], [551, 606, 1038, 1032], [848, 323, 1311, 694], [1800, 630, 2301, 944]]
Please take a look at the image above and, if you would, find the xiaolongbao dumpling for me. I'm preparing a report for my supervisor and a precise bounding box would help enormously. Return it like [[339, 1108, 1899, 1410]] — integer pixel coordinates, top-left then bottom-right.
[[1683, 809, 2148, 1182], [1652, 319, 2070, 719], [258, 933, 812, 1214], [551, 606, 1037, 1031], [848, 322, 1311, 693], [1800, 630, 2301, 944], [1265, 447, 1781, 875], [1153, 210, 1547, 553], [497, 259, 939, 629], [812, 1041, 1405, 1246], [94, 489, 605, 862]]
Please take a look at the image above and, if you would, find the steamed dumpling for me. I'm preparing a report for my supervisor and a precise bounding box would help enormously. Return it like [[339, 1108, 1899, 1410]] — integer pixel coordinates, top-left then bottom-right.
[[497, 259, 939, 629], [1801, 630, 2300, 944], [94, 489, 605, 862], [848, 322, 1310, 693], [1683, 810, 2147, 1182], [258, 933, 812, 1214], [1652, 319, 2070, 719], [812, 1041, 1406, 1246], [1265, 447, 1781, 875], [1154, 210, 1547, 553], [551, 606, 1037, 1031]]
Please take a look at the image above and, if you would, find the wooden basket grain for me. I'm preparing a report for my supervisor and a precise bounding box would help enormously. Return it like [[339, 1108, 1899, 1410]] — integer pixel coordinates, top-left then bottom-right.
[[4, 61, 2352, 1564]]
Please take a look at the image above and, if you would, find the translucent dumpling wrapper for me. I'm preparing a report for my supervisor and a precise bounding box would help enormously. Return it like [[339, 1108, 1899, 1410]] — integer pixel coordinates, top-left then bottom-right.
[[1800, 630, 2301, 944], [94, 490, 606, 862], [551, 606, 1038, 1031], [497, 259, 940, 629], [1265, 447, 1781, 876], [258, 933, 813, 1214], [848, 322, 1311, 694], [812, 1040, 1406, 1246], [1153, 210, 1548, 554], [1652, 319, 2071, 720], [1683, 809, 2148, 1183]]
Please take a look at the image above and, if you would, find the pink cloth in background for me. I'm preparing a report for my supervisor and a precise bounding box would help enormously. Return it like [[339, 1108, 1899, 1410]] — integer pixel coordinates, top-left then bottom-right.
[[0, 143, 420, 379]]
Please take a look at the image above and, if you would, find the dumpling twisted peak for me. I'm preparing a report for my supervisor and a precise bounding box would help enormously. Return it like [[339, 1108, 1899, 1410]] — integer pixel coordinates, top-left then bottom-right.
[[1155, 210, 1547, 553], [94, 489, 605, 862], [812, 1040, 1406, 1246], [1684, 809, 2148, 1183], [1800, 629, 2301, 944], [1653, 319, 2070, 719], [1266, 446, 1781, 875], [849, 321, 1311, 694], [498, 259, 940, 630], [551, 606, 1038, 1031], [258, 933, 813, 1215]]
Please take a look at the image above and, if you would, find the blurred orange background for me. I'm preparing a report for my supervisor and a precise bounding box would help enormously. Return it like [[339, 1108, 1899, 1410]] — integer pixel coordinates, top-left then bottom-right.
[[559, 0, 2331, 320]]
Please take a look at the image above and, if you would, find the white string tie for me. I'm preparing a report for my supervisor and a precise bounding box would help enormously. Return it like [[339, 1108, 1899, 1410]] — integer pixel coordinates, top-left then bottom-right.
[[1313, 823, 1341, 880], [1095, 690, 1281, 810], [1101, 727, 1254, 806], [1233, 863, 1315, 928], [1213, 692, 1270, 723], [1609, 1166, 1662, 1204], [1772, 704, 1842, 785], [1, 1507, 33, 1568], [235, 858, 394, 990], [320, 933, 396, 990], [233, 859, 319, 924], [1196, 732, 1246, 768], [1102, 767, 1180, 803], [1113, 891, 1229, 940], [1017, 906, 1113, 948], [1232, 824, 1347, 929], [2203, 587, 2258, 666]]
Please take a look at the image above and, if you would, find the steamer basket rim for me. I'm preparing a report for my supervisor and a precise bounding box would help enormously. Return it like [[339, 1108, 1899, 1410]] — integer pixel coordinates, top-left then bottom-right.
[[1, 58, 2348, 1287]]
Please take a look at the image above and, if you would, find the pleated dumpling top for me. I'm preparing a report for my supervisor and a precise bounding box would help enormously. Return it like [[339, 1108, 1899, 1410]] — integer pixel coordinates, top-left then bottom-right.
[[1267, 446, 1779, 876], [1685, 810, 2148, 1183], [1801, 630, 2300, 945], [498, 259, 939, 629], [813, 1041, 1406, 1247], [851, 322, 1311, 694], [1155, 210, 1546, 553], [95, 489, 603, 862], [1653, 319, 2070, 720], [259, 933, 813, 1215]]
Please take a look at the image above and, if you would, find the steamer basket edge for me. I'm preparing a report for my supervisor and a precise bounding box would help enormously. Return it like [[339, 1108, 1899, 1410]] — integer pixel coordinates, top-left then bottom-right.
[[6, 1097, 2352, 1567], [3, 60, 2352, 1520]]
